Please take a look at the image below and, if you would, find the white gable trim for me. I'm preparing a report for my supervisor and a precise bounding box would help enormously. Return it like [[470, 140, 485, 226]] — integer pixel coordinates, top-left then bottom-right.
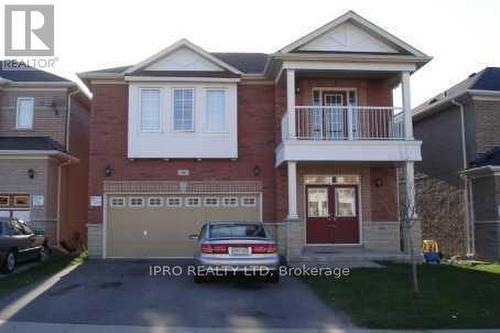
[[278, 11, 428, 58], [125, 39, 242, 75]]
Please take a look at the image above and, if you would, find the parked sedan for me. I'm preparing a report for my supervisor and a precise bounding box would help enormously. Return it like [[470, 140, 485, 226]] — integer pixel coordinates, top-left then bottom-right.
[[191, 221, 280, 283], [0, 218, 48, 273]]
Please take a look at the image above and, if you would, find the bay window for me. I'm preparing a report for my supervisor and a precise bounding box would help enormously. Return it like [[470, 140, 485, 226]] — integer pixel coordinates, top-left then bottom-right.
[[140, 88, 161, 132], [205, 89, 226, 132], [173, 88, 194, 131]]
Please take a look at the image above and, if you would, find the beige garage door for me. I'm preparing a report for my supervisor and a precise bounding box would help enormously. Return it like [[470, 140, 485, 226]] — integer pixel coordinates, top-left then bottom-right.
[[105, 194, 261, 258]]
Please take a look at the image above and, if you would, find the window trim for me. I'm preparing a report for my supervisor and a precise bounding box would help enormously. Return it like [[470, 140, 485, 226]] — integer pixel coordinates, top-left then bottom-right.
[[128, 197, 145, 208], [110, 197, 126, 207], [204, 88, 228, 133], [185, 197, 201, 207], [13, 195, 30, 209], [241, 196, 257, 207], [203, 197, 219, 207], [0, 195, 9, 208], [166, 197, 182, 207], [172, 87, 195, 132], [16, 97, 34, 130], [139, 87, 163, 133], [222, 196, 239, 207], [147, 197, 163, 207]]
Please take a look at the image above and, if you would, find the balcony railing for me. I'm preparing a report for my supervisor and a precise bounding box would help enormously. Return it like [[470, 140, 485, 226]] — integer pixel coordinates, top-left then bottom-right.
[[282, 106, 405, 141]]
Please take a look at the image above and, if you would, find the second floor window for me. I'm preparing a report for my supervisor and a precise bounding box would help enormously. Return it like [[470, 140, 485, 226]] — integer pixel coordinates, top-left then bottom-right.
[[16, 97, 34, 129], [140, 89, 161, 132], [173, 88, 194, 131], [206, 89, 226, 132]]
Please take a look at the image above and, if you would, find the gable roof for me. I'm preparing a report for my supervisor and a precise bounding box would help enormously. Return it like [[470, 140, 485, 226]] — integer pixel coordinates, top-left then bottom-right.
[[413, 67, 500, 119], [278, 10, 429, 58], [0, 61, 71, 83], [125, 39, 243, 75]]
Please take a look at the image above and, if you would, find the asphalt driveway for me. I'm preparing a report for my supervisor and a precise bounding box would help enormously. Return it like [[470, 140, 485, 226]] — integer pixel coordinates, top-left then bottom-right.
[[0, 260, 351, 330]]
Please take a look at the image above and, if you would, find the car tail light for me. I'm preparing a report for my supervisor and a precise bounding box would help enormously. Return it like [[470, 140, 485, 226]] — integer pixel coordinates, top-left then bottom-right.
[[252, 244, 277, 254], [200, 243, 229, 254]]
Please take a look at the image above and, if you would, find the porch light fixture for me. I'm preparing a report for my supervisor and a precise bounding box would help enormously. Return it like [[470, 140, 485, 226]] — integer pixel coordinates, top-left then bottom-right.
[[374, 177, 383, 188], [51, 101, 59, 116], [27, 169, 35, 179], [295, 87, 300, 95], [253, 165, 261, 177], [104, 165, 113, 177]]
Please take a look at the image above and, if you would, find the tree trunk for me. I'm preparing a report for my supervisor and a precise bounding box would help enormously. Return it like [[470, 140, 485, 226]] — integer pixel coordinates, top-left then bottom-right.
[[407, 222, 420, 295]]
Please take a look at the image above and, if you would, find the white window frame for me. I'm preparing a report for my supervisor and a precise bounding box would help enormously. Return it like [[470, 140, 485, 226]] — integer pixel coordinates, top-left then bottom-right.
[[172, 87, 195, 132], [204, 197, 219, 207], [139, 88, 162, 133], [241, 196, 257, 207], [16, 97, 34, 129], [128, 197, 145, 208], [185, 197, 201, 207], [222, 196, 239, 207], [205, 88, 227, 133], [147, 197, 163, 207], [166, 197, 182, 207], [110, 197, 126, 207]]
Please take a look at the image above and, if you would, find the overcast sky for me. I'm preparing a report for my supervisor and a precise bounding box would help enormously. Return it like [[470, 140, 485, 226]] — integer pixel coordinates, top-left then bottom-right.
[[1, 0, 499, 107]]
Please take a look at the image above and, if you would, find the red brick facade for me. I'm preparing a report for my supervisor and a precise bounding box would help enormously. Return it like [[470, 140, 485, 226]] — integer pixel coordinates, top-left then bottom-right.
[[88, 79, 398, 226]]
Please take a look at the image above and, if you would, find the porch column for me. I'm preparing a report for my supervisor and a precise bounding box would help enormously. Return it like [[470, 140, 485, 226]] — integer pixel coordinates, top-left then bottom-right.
[[401, 71, 413, 140], [287, 161, 298, 219], [286, 69, 296, 139]]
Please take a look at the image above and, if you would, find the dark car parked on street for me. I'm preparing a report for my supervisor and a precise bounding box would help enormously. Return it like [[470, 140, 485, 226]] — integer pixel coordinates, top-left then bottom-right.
[[0, 218, 48, 273]]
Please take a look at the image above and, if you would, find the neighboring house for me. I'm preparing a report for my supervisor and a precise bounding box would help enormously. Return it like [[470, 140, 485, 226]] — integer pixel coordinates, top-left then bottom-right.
[[0, 62, 90, 248], [78, 11, 430, 261], [413, 67, 500, 259]]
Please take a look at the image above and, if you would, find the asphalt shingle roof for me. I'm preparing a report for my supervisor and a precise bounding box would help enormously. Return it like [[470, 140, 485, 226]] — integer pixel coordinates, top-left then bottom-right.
[[0, 61, 70, 82], [0, 137, 66, 152]]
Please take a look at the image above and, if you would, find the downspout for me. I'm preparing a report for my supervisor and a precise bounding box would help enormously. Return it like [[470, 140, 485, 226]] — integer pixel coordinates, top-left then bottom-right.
[[56, 160, 72, 246], [65, 88, 79, 150], [451, 99, 474, 257], [57, 88, 78, 246]]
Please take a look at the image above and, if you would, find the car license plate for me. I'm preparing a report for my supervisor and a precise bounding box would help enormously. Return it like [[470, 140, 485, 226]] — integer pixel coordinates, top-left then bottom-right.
[[229, 247, 250, 256]]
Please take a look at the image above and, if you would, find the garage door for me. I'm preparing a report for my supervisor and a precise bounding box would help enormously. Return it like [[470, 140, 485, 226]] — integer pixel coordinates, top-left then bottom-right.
[[105, 194, 261, 258]]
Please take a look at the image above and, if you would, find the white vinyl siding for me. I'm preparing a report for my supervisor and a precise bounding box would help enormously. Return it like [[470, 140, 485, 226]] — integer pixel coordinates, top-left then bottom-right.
[[173, 88, 194, 131], [205, 89, 226, 132], [16, 97, 34, 129], [140, 88, 162, 132]]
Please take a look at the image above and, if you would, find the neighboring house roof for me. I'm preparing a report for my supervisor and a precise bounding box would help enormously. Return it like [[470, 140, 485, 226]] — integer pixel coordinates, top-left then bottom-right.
[[413, 67, 500, 120], [0, 61, 71, 82], [470, 146, 500, 168], [0, 136, 66, 152]]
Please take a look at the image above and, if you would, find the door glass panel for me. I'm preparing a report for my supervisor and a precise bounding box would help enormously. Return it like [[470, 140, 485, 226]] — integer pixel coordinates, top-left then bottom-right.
[[335, 188, 356, 217], [307, 188, 329, 217], [324, 94, 344, 139]]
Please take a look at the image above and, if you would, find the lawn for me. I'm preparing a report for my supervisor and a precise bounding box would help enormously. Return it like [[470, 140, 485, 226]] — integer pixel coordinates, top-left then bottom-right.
[[303, 262, 500, 329], [0, 252, 87, 299]]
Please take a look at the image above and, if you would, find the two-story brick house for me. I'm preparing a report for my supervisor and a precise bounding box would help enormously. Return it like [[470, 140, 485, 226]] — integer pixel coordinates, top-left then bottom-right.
[[414, 67, 500, 259], [0, 63, 90, 248], [79, 11, 430, 261]]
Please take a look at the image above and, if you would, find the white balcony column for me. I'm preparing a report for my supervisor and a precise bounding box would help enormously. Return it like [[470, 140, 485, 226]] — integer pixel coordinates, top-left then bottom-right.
[[401, 71, 413, 140], [347, 106, 354, 140], [286, 69, 296, 139], [287, 161, 299, 220]]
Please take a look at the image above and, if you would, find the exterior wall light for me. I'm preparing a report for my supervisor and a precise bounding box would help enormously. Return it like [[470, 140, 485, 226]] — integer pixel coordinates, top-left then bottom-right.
[[374, 177, 383, 188], [253, 165, 261, 177], [104, 165, 113, 177], [27, 169, 35, 179]]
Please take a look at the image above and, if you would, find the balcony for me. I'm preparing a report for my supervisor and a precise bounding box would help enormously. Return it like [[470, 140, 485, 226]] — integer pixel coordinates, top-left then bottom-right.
[[282, 106, 405, 141], [276, 105, 421, 166]]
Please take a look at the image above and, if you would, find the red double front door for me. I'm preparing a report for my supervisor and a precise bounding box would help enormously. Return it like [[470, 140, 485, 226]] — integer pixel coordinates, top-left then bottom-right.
[[306, 184, 359, 244]]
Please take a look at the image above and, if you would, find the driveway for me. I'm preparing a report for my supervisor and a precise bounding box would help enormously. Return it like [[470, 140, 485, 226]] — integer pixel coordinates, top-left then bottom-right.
[[0, 260, 351, 330]]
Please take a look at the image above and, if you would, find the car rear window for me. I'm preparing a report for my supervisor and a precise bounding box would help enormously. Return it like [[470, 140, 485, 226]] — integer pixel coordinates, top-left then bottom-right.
[[208, 224, 267, 239]]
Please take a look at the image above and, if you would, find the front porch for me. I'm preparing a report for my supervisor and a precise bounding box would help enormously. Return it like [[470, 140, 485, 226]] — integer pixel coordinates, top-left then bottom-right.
[[279, 162, 421, 266]]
